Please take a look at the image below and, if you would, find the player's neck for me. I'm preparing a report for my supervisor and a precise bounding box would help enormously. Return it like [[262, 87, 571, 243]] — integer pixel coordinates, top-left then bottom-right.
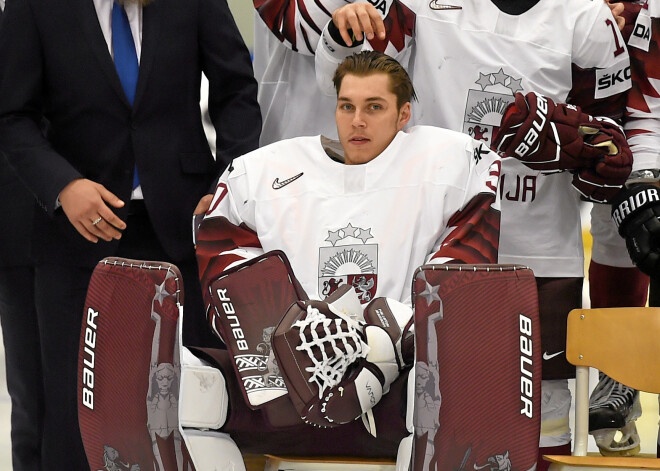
[[490, 0, 541, 15]]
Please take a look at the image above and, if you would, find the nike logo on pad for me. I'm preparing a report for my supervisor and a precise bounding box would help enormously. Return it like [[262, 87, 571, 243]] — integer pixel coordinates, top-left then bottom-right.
[[272, 172, 304, 189], [543, 351, 564, 360], [429, 1, 462, 10]]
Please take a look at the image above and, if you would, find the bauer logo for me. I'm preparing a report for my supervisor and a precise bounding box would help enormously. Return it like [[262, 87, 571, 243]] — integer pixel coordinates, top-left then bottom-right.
[[81, 307, 99, 410], [519, 313, 534, 418], [595, 60, 631, 99], [215, 288, 248, 351]]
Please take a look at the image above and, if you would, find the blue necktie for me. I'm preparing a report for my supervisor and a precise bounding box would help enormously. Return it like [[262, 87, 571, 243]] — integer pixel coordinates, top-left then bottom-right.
[[112, 2, 138, 105], [112, 2, 140, 189]]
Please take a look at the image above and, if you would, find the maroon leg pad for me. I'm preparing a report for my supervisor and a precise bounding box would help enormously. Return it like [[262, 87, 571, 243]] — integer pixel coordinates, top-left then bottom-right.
[[412, 264, 541, 471], [78, 257, 195, 471]]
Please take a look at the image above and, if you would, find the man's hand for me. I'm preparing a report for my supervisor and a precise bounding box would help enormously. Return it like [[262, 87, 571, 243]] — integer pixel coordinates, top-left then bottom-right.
[[332, 3, 386, 46], [192, 194, 213, 247], [604, 0, 625, 31], [194, 194, 213, 215], [59, 178, 125, 243]]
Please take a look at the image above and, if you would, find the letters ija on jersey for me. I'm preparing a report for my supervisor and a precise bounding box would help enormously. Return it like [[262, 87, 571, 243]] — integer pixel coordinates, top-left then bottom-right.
[[412, 264, 541, 471], [208, 251, 308, 408]]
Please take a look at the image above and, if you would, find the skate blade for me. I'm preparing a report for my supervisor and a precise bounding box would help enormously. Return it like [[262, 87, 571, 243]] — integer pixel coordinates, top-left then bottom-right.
[[592, 421, 641, 457]]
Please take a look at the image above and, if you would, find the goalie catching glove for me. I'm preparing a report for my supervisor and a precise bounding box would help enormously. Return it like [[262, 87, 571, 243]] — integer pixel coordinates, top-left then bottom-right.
[[272, 292, 413, 428], [612, 183, 660, 276]]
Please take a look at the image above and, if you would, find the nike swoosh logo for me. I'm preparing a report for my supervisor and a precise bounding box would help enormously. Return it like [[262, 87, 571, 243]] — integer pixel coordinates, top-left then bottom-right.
[[272, 172, 304, 190], [429, 1, 462, 10], [543, 351, 564, 360]]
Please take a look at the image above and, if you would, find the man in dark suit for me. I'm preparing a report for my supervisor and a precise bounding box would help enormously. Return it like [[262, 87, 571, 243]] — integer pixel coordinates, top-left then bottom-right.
[[0, 0, 261, 468], [0, 5, 46, 471]]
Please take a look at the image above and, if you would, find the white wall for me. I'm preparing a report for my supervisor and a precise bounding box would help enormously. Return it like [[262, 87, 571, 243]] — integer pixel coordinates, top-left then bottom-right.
[[227, 0, 254, 49]]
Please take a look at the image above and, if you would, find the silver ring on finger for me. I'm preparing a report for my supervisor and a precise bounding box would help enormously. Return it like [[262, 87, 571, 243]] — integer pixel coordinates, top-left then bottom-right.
[[91, 216, 102, 226]]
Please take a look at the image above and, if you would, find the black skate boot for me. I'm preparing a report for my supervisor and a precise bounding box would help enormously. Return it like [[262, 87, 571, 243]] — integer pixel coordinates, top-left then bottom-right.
[[588, 372, 642, 456]]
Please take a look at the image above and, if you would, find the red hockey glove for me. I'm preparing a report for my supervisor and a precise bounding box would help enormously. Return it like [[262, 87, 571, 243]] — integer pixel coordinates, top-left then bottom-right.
[[589, 117, 633, 181], [612, 184, 660, 276], [492, 92, 608, 172], [571, 168, 624, 204], [571, 118, 632, 203]]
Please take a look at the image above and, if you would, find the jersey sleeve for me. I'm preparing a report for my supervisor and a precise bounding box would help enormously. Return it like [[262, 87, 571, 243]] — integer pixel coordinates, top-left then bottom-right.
[[195, 159, 265, 309], [254, 0, 350, 55], [315, 0, 415, 95], [624, 1, 660, 171], [428, 142, 501, 265], [567, 1, 632, 119]]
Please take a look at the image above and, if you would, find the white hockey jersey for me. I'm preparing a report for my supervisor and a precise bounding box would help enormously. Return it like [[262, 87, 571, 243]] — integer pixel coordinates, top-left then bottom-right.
[[252, 0, 343, 145], [197, 126, 500, 307], [624, 0, 660, 172], [316, 0, 631, 277]]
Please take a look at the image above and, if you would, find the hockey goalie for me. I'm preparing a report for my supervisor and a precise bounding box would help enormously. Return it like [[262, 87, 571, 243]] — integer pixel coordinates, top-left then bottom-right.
[[78, 51, 543, 470]]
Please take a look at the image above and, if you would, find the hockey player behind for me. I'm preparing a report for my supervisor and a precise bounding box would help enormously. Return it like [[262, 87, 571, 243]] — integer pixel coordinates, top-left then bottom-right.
[[604, 0, 660, 457], [189, 50, 502, 465]]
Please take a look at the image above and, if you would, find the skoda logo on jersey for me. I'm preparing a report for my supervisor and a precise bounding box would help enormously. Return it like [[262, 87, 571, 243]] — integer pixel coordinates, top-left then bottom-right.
[[463, 68, 522, 145], [318, 223, 378, 304]]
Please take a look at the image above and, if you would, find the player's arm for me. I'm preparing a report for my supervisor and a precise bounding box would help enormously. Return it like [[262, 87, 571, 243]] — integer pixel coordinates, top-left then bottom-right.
[[610, 2, 660, 275], [195, 159, 265, 310], [429, 143, 501, 265], [254, 0, 354, 55], [315, 0, 414, 95], [564, 0, 636, 202]]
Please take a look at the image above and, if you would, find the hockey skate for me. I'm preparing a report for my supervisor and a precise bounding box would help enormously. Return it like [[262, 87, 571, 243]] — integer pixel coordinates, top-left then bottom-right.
[[588, 372, 642, 456]]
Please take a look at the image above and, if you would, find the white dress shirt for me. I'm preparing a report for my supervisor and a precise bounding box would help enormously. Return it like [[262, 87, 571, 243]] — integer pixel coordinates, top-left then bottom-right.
[[92, 0, 142, 63]]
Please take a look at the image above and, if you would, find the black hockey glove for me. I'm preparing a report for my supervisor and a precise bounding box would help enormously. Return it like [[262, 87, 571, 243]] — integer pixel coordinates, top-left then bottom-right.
[[612, 183, 660, 276]]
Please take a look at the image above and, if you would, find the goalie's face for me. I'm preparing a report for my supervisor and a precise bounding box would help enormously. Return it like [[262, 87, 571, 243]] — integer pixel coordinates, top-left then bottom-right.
[[336, 73, 411, 165]]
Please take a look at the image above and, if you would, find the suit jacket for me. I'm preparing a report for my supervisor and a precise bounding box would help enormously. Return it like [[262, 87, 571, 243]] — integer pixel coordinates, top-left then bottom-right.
[[0, 0, 261, 266], [0, 1, 34, 267]]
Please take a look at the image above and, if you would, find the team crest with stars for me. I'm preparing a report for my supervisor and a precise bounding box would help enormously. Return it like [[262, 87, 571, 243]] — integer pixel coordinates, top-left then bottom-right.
[[318, 223, 378, 304], [463, 68, 523, 146]]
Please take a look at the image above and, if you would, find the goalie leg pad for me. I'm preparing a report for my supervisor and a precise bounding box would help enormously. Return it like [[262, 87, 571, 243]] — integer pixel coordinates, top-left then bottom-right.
[[179, 347, 228, 430]]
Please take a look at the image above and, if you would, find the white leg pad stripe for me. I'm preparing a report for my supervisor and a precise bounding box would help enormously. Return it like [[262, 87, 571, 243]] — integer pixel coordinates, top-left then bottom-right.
[[179, 348, 228, 429], [396, 434, 413, 471], [406, 367, 415, 433], [181, 430, 246, 471]]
